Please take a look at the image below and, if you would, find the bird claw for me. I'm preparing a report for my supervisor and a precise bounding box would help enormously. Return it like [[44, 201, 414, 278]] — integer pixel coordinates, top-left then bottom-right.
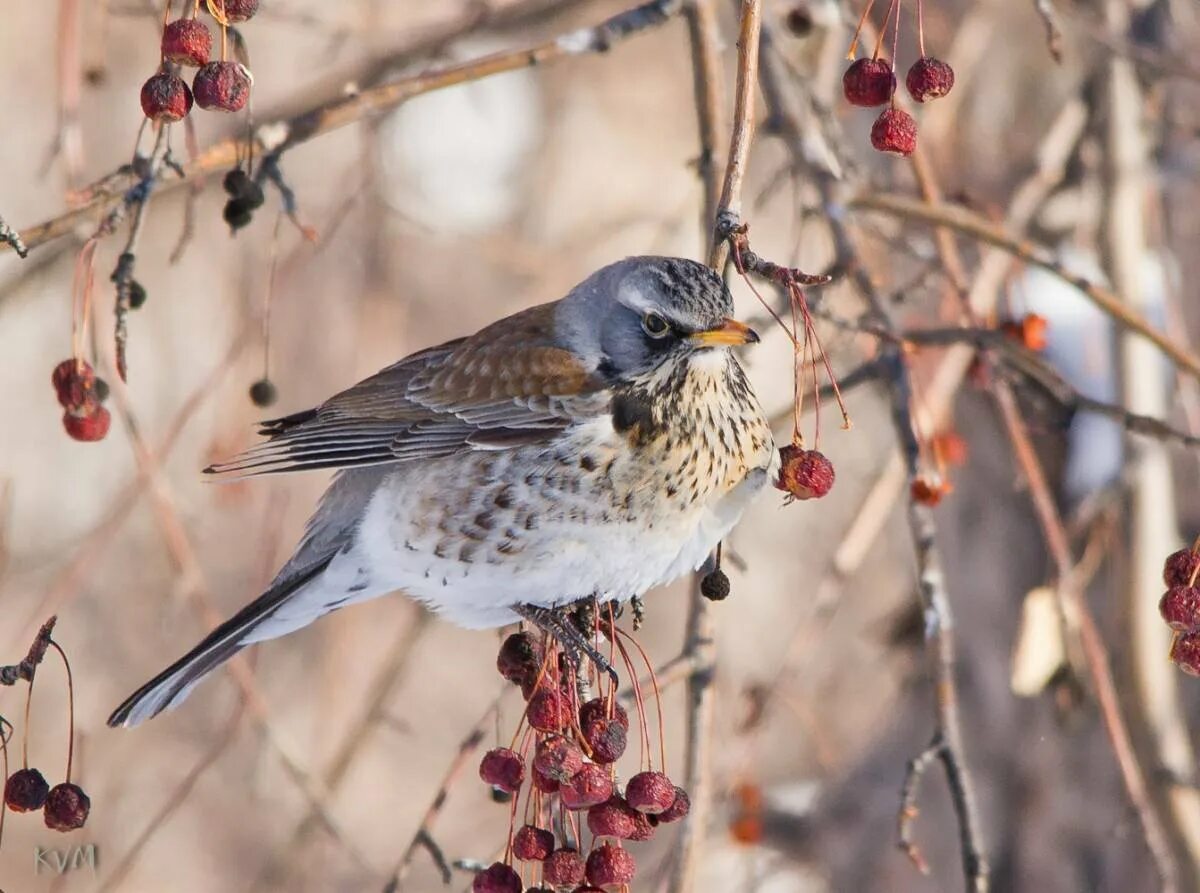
[[514, 603, 619, 689]]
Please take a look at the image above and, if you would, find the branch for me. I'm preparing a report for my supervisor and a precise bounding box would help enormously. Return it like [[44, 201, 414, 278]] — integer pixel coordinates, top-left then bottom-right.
[[0, 617, 57, 686], [1031, 0, 1064, 63], [0, 213, 28, 258]]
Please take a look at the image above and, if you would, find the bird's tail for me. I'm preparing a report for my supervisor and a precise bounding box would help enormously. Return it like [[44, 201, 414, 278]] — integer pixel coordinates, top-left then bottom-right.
[[107, 560, 330, 728]]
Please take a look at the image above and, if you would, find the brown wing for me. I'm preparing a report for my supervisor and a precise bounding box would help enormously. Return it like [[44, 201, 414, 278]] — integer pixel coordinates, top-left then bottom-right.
[[206, 303, 608, 477]]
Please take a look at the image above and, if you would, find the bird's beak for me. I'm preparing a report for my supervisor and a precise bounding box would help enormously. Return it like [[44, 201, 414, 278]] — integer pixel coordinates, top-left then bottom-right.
[[689, 317, 761, 348]]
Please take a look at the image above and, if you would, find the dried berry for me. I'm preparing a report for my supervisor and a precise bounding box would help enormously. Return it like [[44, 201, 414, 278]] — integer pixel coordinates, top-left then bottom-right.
[[582, 715, 627, 764], [249, 378, 277, 408], [1171, 632, 1200, 677], [51, 359, 97, 411], [43, 783, 90, 831], [1160, 587, 1200, 632], [140, 72, 193, 122], [533, 735, 583, 784], [62, 407, 111, 443], [775, 446, 835, 500], [161, 18, 212, 67], [1165, 549, 1200, 588], [560, 763, 613, 810], [513, 824, 555, 862], [472, 862, 522, 893], [5, 768, 50, 813], [700, 568, 731, 601], [625, 771, 676, 815], [587, 795, 641, 839], [497, 632, 545, 689], [206, 0, 260, 22], [655, 786, 691, 823], [223, 198, 255, 231], [842, 58, 895, 107], [531, 764, 559, 794], [527, 688, 567, 733], [543, 849, 586, 887], [585, 843, 636, 887], [223, 168, 265, 206], [905, 57, 955, 103], [94, 377, 110, 403], [129, 280, 148, 309], [479, 747, 525, 795], [578, 697, 628, 732], [193, 61, 251, 112], [870, 107, 917, 157]]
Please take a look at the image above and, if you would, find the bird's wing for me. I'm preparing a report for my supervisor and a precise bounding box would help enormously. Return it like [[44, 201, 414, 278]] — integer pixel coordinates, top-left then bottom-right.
[[206, 303, 609, 477]]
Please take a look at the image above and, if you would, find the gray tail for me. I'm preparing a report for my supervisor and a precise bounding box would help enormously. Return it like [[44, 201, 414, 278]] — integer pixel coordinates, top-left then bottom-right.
[[107, 560, 330, 728]]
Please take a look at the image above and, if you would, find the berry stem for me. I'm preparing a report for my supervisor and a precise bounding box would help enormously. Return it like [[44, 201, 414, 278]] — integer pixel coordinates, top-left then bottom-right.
[[615, 627, 668, 776], [890, 0, 903, 80], [50, 641, 75, 783], [0, 717, 8, 846], [21, 676, 35, 770], [872, 0, 899, 62], [847, 0, 878, 59], [916, 0, 926, 58]]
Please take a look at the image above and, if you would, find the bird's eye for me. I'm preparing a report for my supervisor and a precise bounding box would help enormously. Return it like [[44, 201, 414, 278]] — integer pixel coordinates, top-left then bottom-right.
[[641, 312, 670, 338]]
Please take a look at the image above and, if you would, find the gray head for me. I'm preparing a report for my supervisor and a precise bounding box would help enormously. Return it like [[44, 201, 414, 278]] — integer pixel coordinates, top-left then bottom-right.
[[556, 256, 759, 380]]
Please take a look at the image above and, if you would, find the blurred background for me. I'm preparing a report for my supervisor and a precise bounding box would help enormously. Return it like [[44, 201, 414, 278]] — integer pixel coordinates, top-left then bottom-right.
[[2, 0, 1200, 890]]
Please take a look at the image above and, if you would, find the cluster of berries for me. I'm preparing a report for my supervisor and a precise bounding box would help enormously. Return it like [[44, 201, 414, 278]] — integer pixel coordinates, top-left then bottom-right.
[[139, 1, 257, 124], [472, 630, 689, 892], [1158, 546, 1200, 675], [775, 445, 835, 502], [51, 359, 110, 442]]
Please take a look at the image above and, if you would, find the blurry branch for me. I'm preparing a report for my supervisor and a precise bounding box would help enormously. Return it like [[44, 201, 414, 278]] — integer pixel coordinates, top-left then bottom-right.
[[0, 213, 28, 259], [10, 0, 686, 256], [1031, 0, 1064, 63], [0, 617, 57, 686], [683, 0, 725, 241]]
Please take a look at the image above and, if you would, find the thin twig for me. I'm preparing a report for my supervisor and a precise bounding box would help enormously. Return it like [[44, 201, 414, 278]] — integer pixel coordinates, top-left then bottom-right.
[[1031, 0, 1064, 63], [0, 617, 57, 686]]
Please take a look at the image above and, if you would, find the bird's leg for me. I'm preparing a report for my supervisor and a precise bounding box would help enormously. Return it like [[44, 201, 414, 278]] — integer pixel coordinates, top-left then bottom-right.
[[514, 604, 619, 687]]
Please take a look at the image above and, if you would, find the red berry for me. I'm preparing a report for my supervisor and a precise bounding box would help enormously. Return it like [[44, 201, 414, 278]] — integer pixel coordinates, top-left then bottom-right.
[[1171, 632, 1200, 677], [582, 716, 627, 764], [193, 61, 251, 112], [512, 824, 555, 861], [625, 771, 676, 815], [51, 359, 97, 411], [655, 786, 691, 823], [1161, 587, 1200, 632], [497, 632, 545, 689], [842, 58, 895, 107], [479, 747, 525, 794], [775, 446, 835, 500], [585, 843, 636, 887], [578, 697, 628, 732], [527, 688, 567, 732], [543, 849, 586, 887], [62, 406, 111, 442], [471, 861, 522, 893], [531, 764, 560, 794], [5, 768, 50, 812], [140, 72, 193, 122], [560, 763, 613, 810], [905, 57, 955, 103], [43, 783, 90, 831], [161, 18, 211, 67], [533, 735, 583, 784], [870, 108, 918, 157], [587, 795, 645, 839], [205, 0, 259, 22], [1164, 549, 1200, 587]]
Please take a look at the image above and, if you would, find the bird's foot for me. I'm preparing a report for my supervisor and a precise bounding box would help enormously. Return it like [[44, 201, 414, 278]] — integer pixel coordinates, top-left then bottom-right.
[[514, 603, 619, 688]]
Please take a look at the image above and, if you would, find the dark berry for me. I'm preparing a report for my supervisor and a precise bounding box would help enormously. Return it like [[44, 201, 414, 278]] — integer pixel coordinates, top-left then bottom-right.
[[512, 824, 555, 861], [870, 108, 918, 157], [1171, 632, 1200, 677], [93, 377, 110, 403], [543, 849, 586, 887], [479, 747, 525, 794], [129, 279, 148, 309], [223, 198, 255, 230], [700, 568, 731, 601], [193, 61, 251, 112], [249, 378, 277, 407], [43, 783, 90, 831], [62, 406, 111, 442], [497, 632, 545, 689], [527, 688, 567, 733], [161, 18, 212, 67], [472, 862, 522, 893], [533, 735, 583, 784], [587, 795, 640, 839], [625, 771, 676, 815], [222, 168, 265, 207], [1160, 587, 1200, 632], [656, 786, 691, 823], [560, 763, 613, 810], [775, 446, 835, 500], [205, 0, 259, 22], [905, 57, 955, 103], [578, 697, 628, 732], [842, 58, 895, 107], [785, 4, 814, 37], [5, 768, 50, 812], [585, 843, 636, 887], [1164, 549, 1200, 587], [582, 715, 626, 764], [140, 72, 193, 122], [51, 359, 97, 411]]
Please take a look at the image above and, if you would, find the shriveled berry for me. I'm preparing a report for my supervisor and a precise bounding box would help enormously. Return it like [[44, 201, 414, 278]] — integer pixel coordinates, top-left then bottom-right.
[[43, 783, 90, 831], [578, 697, 628, 732], [626, 771, 676, 815], [62, 406, 111, 442], [870, 107, 918, 157], [193, 61, 251, 112], [513, 824, 555, 861], [560, 763, 613, 810], [656, 786, 691, 823], [223, 198, 255, 231], [140, 72, 193, 122], [533, 735, 583, 784], [249, 378, 277, 408], [1160, 587, 1200, 632], [479, 747, 525, 794], [583, 715, 627, 764], [161, 18, 212, 67], [842, 58, 895, 107], [1165, 549, 1200, 587], [206, 0, 260, 22], [51, 359, 97, 411], [585, 843, 636, 887], [905, 56, 955, 103], [223, 168, 265, 207], [543, 849, 586, 887], [497, 632, 545, 689], [531, 764, 559, 794], [587, 795, 640, 839], [700, 568, 731, 601], [527, 688, 567, 732], [129, 280, 148, 309], [5, 768, 50, 812], [472, 861, 522, 893], [775, 446, 835, 500], [1171, 632, 1200, 677]]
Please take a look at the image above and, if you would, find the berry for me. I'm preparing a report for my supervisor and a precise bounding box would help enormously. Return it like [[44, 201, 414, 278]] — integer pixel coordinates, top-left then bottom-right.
[[249, 378, 277, 407], [472, 862, 522, 893], [700, 568, 731, 601], [1165, 549, 1200, 587], [560, 763, 613, 810], [161, 18, 212, 67], [497, 632, 545, 689], [527, 688, 567, 732], [905, 57, 955, 103], [532, 735, 583, 784], [223, 198, 255, 231], [205, 0, 260, 22], [1160, 587, 1200, 632], [870, 108, 918, 156], [578, 697, 628, 732], [140, 72, 193, 122], [1171, 632, 1200, 677], [531, 764, 559, 794], [51, 359, 97, 411], [571, 888, 605, 893], [625, 771, 676, 815], [910, 477, 947, 506], [479, 747, 525, 794], [5, 768, 50, 812], [655, 786, 691, 823], [582, 715, 626, 764], [585, 843, 636, 887], [775, 446, 835, 500], [513, 824, 555, 861], [223, 169, 265, 206], [94, 377, 110, 403], [43, 783, 90, 831], [129, 280, 148, 309], [193, 61, 251, 112], [785, 4, 814, 37], [543, 849, 585, 887], [587, 795, 640, 839], [842, 58, 895, 107], [62, 406, 111, 442]]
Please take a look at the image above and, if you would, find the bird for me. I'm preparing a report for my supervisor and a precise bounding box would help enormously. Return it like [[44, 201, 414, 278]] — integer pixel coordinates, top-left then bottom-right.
[[108, 256, 778, 727]]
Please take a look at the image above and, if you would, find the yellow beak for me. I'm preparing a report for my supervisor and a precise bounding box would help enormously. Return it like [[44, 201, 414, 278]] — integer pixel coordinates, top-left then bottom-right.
[[688, 317, 761, 347]]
